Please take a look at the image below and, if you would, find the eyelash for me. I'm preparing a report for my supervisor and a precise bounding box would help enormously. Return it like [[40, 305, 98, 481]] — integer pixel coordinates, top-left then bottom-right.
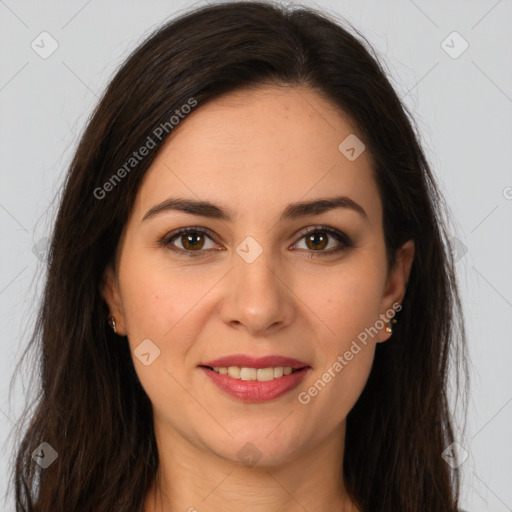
[[158, 225, 353, 259]]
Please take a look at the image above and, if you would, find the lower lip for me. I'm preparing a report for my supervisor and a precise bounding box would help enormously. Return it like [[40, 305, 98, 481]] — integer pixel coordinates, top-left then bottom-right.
[[200, 366, 310, 403]]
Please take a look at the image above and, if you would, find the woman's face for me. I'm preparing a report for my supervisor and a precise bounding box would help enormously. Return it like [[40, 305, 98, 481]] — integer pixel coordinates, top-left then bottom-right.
[[102, 85, 414, 467]]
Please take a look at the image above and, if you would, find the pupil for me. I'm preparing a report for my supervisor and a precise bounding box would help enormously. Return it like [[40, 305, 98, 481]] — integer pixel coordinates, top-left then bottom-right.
[[184, 233, 203, 249], [308, 233, 327, 250]]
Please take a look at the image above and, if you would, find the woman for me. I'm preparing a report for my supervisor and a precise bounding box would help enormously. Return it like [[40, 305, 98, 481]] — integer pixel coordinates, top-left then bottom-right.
[[8, 1, 468, 511]]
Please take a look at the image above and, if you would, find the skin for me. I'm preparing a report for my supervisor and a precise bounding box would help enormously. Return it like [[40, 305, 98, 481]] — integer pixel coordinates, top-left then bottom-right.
[[101, 84, 414, 512]]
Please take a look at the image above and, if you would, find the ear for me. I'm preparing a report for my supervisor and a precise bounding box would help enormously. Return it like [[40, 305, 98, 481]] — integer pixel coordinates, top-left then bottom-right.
[[99, 263, 127, 336], [376, 239, 415, 343]]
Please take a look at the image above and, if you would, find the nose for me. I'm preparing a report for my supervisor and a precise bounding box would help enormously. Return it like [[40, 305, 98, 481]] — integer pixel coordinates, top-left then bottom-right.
[[218, 246, 296, 337]]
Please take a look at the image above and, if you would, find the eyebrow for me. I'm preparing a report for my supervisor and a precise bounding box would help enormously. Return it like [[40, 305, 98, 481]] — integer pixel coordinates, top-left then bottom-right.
[[142, 195, 368, 223]]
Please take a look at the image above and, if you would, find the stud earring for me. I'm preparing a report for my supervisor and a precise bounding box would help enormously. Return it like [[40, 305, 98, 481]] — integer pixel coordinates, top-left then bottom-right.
[[385, 317, 398, 334], [108, 315, 117, 334]]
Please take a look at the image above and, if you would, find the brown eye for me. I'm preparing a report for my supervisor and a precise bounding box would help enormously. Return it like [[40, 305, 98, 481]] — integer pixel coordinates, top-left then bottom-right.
[[161, 227, 218, 257], [292, 226, 353, 257], [180, 232, 206, 251], [304, 232, 329, 251]]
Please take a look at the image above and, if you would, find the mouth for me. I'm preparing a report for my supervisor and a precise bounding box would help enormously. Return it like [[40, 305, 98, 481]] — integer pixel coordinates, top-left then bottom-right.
[[199, 365, 311, 402]]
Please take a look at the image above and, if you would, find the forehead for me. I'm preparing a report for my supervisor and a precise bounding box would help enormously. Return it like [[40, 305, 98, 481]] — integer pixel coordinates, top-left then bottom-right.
[[132, 85, 381, 224]]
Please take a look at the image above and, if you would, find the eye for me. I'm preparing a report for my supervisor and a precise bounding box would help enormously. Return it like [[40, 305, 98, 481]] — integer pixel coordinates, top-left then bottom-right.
[[291, 226, 353, 257], [159, 227, 220, 257]]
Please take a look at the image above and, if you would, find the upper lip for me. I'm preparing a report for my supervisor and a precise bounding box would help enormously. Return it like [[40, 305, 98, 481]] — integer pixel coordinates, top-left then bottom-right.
[[200, 354, 310, 369]]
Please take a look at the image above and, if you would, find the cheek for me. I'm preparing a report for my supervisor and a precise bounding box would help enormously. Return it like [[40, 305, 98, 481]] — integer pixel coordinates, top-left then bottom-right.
[[117, 251, 226, 397], [117, 257, 199, 425], [295, 262, 383, 417], [299, 308, 377, 431], [118, 251, 208, 341], [305, 258, 386, 342], [116, 254, 197, 380]]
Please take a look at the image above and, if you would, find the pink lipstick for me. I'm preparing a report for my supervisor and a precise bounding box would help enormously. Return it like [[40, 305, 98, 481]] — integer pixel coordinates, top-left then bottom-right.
[[199, 354, 311, 403]]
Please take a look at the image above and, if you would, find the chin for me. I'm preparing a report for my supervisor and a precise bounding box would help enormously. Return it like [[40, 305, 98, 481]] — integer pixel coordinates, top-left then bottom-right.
[[206, 429, 305, 468]]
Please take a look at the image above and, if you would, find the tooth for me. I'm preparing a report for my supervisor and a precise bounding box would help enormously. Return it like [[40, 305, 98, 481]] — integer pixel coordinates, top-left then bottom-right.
[[217, 366, 298, 380], [240, 367, 257, 381], [227, 366, 241, 379], [273, 367, 284, 378], [256, 367, 274, 381]]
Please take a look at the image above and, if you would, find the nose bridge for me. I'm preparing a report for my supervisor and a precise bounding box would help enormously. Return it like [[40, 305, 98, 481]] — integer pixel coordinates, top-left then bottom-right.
[[220, 232, 294, 335], [234, 234, 281, 302]]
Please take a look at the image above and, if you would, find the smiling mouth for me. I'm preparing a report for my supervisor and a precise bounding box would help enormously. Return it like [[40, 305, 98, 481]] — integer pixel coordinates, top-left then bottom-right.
[[200, 365, 306, 381]]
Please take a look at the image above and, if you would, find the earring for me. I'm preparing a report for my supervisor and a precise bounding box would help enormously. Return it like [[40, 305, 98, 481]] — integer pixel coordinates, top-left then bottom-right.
[[108, 315, 117, 334], [385, 317, 398, 334]]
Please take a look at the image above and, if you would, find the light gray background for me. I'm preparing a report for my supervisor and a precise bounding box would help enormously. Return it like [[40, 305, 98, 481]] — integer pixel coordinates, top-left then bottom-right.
[[1, 0, 511, 510]]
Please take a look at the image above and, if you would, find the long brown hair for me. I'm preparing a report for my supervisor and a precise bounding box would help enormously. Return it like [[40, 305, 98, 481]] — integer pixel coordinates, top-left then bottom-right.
[[7, 1, 469, 510]]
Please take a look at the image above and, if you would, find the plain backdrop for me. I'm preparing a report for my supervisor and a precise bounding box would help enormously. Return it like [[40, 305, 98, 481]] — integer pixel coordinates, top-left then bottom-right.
[[1, 1, 511, 510]]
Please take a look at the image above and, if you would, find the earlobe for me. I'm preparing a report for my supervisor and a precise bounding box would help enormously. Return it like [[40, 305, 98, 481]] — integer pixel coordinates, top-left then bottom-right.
[[100, 264, 126, 335]]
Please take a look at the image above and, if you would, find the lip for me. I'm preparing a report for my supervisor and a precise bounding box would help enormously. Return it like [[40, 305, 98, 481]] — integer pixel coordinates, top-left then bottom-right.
[[200, 366, 311, 403], [200, 354, 310, 369]]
